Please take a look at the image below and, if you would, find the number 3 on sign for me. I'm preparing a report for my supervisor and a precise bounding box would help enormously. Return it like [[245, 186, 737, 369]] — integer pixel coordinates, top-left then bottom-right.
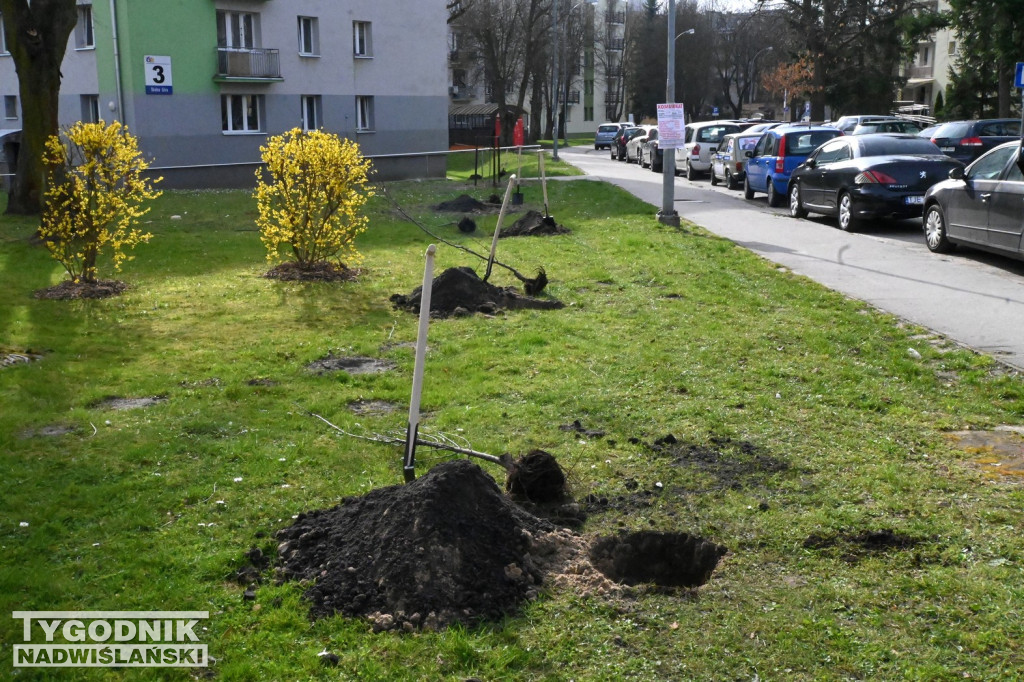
[[144, 55, 173, 95]]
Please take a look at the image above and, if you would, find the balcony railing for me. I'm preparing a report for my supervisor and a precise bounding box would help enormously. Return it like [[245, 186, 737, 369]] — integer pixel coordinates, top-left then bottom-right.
[[606, 11, 625, 24], [606, 38, 624, 51], [216, 47, 281, 79], [906, 64, 934, 79], [566, 90, 581, 104]]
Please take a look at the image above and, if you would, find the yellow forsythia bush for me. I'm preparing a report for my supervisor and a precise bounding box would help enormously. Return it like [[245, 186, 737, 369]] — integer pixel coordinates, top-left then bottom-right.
[[255, 128, 374, 267], [40, 120, 161, 283]]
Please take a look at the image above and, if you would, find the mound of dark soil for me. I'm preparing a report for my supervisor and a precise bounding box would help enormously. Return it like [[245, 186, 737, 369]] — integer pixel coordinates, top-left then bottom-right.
[[389, 266, 563, 318], [500, 210, 570, 237], [34, 279, 128, 300], [263, 261, 357, 282], [435, 194, 494, 213], [275, 460, 555, 630]]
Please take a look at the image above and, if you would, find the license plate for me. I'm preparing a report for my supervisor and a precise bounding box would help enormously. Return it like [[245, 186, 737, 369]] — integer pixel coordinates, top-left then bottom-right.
[[905, 195, 924, 205], [940, 147, 955, 152]]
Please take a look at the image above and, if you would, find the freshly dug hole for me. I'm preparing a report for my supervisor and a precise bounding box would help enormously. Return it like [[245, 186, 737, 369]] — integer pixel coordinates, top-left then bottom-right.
[[588, 531, 727, 587], [389, 266, 563, 318]]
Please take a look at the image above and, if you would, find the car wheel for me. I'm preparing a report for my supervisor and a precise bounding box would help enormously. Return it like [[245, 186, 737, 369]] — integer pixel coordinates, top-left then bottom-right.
[[710, 170, 719, 186], [652, 158, 662, 173], [789, 183, 808, 219], [725, 170, 738, 190], [923, 204, 954, 253], [743, 175, 755, 200], [684, 160, 692, 179], [837, 192, 860, 231], [767, 180, 783, 207]]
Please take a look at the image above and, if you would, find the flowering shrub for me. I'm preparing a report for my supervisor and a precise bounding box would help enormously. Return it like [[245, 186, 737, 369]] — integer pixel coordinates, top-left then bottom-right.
[[39, 120, 161, 283], [255, 128, 374, 268]]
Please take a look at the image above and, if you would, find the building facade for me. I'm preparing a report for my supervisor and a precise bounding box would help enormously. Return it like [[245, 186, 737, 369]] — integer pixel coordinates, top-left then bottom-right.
[[1, 0, 449, 188]]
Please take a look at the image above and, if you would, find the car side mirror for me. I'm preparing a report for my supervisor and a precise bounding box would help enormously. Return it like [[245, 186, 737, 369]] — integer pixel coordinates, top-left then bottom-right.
[[805, 158, 817, 168], [744, 150, 753, 159], [948, 166, 965, 181]]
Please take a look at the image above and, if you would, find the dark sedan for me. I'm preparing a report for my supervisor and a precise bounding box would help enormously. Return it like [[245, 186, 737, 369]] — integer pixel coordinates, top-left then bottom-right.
[[611, 126, 643, 161], [922, 141, 1024, 261], [788, 134, 964, 231], [928, 118, 1021, 165]]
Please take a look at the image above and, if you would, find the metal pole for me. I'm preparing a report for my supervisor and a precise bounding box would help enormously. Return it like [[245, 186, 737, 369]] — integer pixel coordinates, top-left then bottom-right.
[[552, 0, 561, 162], [657, 0, 680, 226]]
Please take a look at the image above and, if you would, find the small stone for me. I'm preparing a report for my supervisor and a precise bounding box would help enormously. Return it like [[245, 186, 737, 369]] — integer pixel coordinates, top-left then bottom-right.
[[242, 589, 256, 601], [318, 651, 339, 667]]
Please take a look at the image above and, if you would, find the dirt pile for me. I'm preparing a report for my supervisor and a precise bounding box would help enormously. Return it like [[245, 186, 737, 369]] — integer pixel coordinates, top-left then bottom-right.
[[389, 266, 563, 317], [500, 210, 570, 237], [435, 194, 496, 213], [276, 460, 558, 630]]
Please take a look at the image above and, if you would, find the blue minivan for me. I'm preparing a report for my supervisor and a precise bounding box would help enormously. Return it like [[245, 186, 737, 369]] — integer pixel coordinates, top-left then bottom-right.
[[744, 125, 844, 206]]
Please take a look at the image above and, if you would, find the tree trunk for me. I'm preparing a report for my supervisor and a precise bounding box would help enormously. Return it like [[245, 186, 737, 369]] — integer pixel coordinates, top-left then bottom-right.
[[1, 0, 79, 215]]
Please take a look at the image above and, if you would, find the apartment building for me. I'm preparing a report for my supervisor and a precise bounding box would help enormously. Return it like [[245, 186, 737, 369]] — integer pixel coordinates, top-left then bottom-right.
[[897, 0, 954, 117], [0, 0, 449, 187]]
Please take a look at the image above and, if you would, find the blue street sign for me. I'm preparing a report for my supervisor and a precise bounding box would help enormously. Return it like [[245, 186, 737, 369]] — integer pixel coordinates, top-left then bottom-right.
[[1016, 62, 1024, 89]]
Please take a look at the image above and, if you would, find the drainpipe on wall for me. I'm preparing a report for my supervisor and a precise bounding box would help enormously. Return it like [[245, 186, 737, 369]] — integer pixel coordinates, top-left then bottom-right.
[[109, 0, 125, 123]]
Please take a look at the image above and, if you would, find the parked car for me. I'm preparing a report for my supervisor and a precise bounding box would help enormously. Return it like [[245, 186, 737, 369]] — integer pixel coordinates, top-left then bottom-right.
[[710, 132, 762, 189], [641, 131, 664, 171], [743, 121, 787, 136], [917, 124, 941, 139], [676, 120, 743, 179], [922, 141, 1024, 261], [851, 119, 924, 135], [831, 115, 900, 134], [594, 122, 626, 150], [744, 125, 844, 206], [624, 125, 656, 164], [927, 118, 1022, 165], [611, 126, 643, 161], [787, 134, 964, 231]]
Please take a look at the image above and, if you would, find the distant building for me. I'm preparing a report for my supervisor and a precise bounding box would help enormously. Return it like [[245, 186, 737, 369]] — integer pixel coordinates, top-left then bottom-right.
[[0, 1, 449, 188], [896, 0, 954, 118]]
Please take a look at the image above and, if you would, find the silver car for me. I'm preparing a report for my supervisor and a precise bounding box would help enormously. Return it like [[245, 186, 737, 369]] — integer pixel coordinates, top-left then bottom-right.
[[922, 141, 1024, 261], [675, 120, 742, 179]]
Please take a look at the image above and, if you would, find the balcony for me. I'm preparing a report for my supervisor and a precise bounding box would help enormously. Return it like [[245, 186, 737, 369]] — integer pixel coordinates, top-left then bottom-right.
[[215, 48, 282, 81], [565, 90, 581, 104], [606, 11, 625, 24], [906, 64, 933, 79], [606, 38, 624, 51]]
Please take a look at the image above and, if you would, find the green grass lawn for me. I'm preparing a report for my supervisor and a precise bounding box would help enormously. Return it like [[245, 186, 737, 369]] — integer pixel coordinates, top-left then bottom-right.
[[2, 168, 1023, 681]]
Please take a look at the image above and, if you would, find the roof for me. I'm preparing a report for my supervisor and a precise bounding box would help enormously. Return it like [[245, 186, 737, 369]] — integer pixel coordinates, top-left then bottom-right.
[[449, 103, 500, 116]]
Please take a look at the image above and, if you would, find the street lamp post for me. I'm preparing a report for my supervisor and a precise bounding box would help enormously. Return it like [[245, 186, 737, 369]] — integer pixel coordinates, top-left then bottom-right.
[[749, 46, 773, 109], [657, 2, 693, 226], [552, 0, 595, 162]]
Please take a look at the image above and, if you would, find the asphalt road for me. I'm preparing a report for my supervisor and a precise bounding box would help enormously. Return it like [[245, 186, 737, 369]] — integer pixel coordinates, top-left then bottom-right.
[[557, 145, 1024, 372]]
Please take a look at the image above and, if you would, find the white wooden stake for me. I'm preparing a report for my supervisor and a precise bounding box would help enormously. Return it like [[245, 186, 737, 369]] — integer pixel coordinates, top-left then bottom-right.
[[484, 173, 516, 282], [539, 150, 550, 217], [403, 244, 436, 482]]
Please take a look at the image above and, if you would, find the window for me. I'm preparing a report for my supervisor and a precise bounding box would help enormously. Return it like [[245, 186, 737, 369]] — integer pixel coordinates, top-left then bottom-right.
[[584, 106, 593, 122], [298, 16, 319, 56], [4, 95, 16, 119], [355, 96, 373, 131], [75, 5, 94, 49], [80, 95, 100, 123], [217, 11, 256, 49], [947, 40, 957, 57], [221, 94, 263, 133], [353, 21, 372, 57], [300, 95, 321, 130]]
